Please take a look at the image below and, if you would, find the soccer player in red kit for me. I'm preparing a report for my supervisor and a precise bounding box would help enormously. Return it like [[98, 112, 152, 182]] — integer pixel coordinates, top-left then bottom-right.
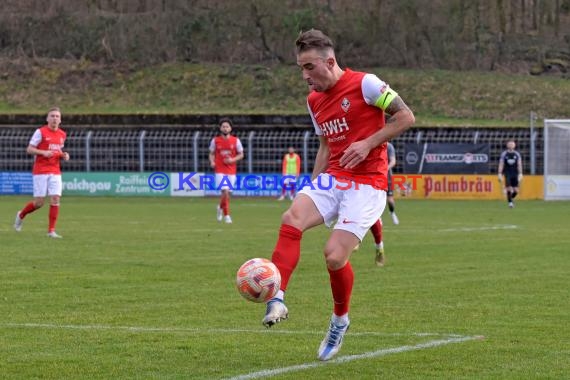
[[209, 118, 244, 224], [14, 107, 70, 238], [261, 29, 415, 361]]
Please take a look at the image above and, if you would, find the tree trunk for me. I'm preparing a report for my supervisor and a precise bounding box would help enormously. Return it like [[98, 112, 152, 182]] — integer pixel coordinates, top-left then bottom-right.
[[554, 0, 560, 37], [498, 0, 507, 34]]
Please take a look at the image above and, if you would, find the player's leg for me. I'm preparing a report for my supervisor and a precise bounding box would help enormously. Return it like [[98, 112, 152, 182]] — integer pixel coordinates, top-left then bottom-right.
[[510, 176, 519, 204], [370, 218, 385, 266], [222, 175, 237, 223], [215, 174, 234, 222], [388, 196, 399, 225], [317, 228, 358, 361], [263, 175, 332, 327], [215, 173, 224, 221], [220, 189, 232, 223], [288, 177, 297, 200], [15, 175, 47, 231], [46, 175, 63, 238], [512, 186, 519, 199], [506, 186, 513, 207], [387, 175, 399, 224], [505, 176, 514, 207], [14, 197, 44, 232], [263, 192, 325, 327], [316, 183, 385, 361], [220, 189, 229, 216], [47, 195, 62, 238], [278, 178, 286, 201], [506, 174, 518, 207]]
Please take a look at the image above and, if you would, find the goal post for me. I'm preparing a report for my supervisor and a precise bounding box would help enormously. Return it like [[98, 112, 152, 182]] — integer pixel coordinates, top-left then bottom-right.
[[544, 119, 570, 200]]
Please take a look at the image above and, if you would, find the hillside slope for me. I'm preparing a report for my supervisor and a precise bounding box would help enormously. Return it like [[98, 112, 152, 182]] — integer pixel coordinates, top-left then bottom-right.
[[0, 60, 567, 126]]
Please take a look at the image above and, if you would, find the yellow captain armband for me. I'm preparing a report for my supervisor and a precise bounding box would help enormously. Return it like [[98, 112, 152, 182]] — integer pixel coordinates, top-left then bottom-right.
[[374, 87, 398, 111]]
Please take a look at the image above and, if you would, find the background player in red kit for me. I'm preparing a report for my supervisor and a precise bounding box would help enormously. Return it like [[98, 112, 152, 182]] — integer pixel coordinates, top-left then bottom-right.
[[261, 29, 415, 361], [209, 118, 244, 224], [14, 107, 69, 238]]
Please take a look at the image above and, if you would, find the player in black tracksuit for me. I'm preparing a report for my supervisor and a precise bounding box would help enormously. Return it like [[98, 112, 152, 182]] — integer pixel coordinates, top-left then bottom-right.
[[498, 140, 523, 208]]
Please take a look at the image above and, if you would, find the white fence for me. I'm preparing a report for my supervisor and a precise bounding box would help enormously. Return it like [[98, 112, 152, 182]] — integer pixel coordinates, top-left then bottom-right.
[[0, 126, 542, 175]]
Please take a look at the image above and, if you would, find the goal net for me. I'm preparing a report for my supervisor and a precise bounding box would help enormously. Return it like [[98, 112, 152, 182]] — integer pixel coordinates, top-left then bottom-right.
[[544, 119, 570, 200]]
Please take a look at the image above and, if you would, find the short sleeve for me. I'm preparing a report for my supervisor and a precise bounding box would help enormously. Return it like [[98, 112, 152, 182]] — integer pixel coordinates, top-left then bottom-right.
[[361, 73, 398, 111], [307, 101, 322, 136], [236, 138, 244, 153], [29, 129, 42, 147]]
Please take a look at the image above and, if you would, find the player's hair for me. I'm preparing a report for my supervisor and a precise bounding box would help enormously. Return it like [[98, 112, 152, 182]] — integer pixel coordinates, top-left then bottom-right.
[[47, 106, 61, 114], [295, 29, 334, 56], [219, 117, 233, 128]]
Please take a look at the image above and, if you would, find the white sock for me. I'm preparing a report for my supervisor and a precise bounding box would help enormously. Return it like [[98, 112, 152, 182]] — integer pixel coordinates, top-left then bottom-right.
[[275, 290, 285, 301], [332, 313, 349, 325], [376, 241, 384, 249]]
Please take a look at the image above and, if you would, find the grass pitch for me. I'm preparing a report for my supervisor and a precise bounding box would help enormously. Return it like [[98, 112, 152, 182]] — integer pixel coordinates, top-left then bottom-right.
[[1, 197, 569, 379]]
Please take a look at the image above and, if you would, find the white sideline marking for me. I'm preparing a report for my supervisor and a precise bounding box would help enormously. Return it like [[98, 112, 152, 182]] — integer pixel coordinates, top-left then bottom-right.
[[2, 323, 482, 379], [2, 323, 454, 338], [226, 335, 482, 380], [439, 224, 518, 232]]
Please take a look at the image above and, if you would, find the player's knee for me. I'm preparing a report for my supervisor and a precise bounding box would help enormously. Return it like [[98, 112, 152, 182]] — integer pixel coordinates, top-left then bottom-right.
[[323, 246, 348, 270], [34, 199, 45, 208], [281, 208, 300, 226]]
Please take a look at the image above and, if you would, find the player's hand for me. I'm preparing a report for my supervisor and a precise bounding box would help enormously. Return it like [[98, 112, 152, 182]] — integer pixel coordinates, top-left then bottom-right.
[[43, 151, 54, 158], [210, 161, 216, 168], [223, 157, 233, 164], [61, 152, 70, 161], [497, 174, 502, 182], [518, 174, 523, 182], [340, 140, 372, 169]]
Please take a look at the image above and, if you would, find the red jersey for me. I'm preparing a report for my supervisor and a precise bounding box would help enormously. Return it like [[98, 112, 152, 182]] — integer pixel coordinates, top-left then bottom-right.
[[209, 135, 243, 175], [29, 126, 67, 175], [308, 69, 390, 189]]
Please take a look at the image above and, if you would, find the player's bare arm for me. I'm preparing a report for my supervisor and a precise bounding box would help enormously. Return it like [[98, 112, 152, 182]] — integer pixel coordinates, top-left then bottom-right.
[[311, 136, 330, 180], [340, 96, 414, 169], [383, 97, 415, 138], [225, 152, 244, 164], [27, 144, 54, 158]]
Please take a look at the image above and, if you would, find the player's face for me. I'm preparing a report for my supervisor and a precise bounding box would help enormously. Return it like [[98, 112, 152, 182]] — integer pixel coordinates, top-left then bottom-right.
[[46, 111, 61, 130], [220, 122, 232, 136], [297, 49, 334, 92], [506, 141, 516, 150]]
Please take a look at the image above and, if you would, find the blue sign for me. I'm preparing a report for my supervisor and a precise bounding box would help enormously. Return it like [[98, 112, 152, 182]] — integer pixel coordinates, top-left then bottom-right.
[[0, 172, 33, 194]]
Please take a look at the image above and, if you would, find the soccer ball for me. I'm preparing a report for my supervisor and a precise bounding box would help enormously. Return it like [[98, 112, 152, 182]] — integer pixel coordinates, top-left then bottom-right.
[[236, 258, 281, 303]]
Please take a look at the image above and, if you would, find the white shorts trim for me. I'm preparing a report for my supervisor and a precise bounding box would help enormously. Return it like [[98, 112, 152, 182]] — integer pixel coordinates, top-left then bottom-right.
[[33, 174, 62, 197], [215, 173, 237, 191], [298, 173, 386, 241]]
